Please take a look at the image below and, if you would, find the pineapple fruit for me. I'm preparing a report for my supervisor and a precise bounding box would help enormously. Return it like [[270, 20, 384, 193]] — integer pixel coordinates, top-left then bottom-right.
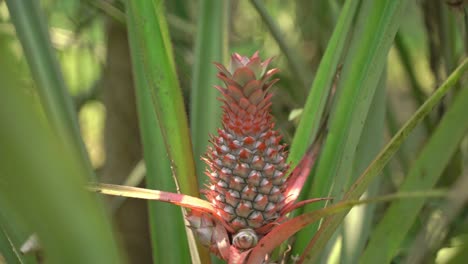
[[205, 52, 288, 234]]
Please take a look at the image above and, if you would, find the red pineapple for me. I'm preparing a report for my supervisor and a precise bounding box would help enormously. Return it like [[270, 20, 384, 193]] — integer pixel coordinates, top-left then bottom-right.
[[205, 52, 288, 233]]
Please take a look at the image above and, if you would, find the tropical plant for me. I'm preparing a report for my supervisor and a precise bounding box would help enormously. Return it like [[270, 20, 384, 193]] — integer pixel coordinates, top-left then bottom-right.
[[1, 0, 467, 264]]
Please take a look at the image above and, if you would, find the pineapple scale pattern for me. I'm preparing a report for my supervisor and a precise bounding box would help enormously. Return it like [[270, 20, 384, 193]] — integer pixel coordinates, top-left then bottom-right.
[[204, 52, 290, 232]]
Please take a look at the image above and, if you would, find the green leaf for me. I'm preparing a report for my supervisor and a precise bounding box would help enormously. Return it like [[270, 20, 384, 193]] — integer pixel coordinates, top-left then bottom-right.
[[0, 67, 122, 264], [0, 202, 38, 264], [288, 0, 359, 166], [359, 61, 468, 264], [5, 0, 94, 179], [293, 0, 408, 256], [129, 17, 191, 262], [340, 68, 386, 263], [124, 0, 210, 262], [302, 58, 468, 263], [191, 0, 228, 186], [0, 220, 29, 264]]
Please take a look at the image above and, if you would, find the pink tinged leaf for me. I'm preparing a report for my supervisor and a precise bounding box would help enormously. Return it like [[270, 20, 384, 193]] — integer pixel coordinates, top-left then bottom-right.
[[89, 183, 215, 214], [249, 50, 260, 61], [281, 197, 332, 215], [239, 98, 250, 109], [229, 247, 252, 264], [248, 89, 264, 105], [231, 53, 249, 72], [257, 93, 273, 110], [233, 67, 256, 86], [283, 141, 322, 206], [213, 85, 230, 98], [246, 56, 263, 78], [260, 57, 273, 76], [214, 62, 232, 78], [214, 219, 231, 261], [218, 73, 239, 87], [246, 104, 257, 114], [243, 80, 262, 97], [187, 213, 215, 247], [262, 68, 280, 82], [246, 208, 337, 264], [226, 85, 245, 101], [263, 78, 280, 92]]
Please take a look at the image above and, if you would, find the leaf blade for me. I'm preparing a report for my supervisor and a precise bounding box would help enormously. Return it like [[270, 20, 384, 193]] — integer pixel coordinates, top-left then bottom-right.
[[302, 58, 468, 263]]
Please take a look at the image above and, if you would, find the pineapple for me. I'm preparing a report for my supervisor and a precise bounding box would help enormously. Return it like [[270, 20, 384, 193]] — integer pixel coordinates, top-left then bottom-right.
[[204, 52, 289, 235]]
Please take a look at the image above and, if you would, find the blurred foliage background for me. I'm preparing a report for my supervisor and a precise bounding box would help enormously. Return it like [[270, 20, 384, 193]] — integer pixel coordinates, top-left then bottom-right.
[[0, 0, 467, 263]]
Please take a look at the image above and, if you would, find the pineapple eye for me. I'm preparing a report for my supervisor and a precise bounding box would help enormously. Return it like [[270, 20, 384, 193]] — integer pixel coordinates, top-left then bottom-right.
[[232, 228, 258, 250]]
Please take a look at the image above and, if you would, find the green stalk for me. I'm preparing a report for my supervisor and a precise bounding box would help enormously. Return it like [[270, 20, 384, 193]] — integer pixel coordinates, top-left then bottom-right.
[[293, 0, 408, 256], [5, 0, 94, 179], [301, 58, 468, 263], [125, 0, 209, 262], [128, 17, 190, 264], [191, 0, 228, 186]]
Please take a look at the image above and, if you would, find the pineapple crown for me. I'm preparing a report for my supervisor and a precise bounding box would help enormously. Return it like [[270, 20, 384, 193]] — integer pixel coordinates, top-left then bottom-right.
[[212, 52, 280, 137]]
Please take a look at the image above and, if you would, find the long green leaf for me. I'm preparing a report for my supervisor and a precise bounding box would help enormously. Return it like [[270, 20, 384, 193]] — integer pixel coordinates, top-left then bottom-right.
[[129, 18, 190, 263], [0, 64, 122, 264], [0, 205, 37, 264], [301, 58, 468, 263], [124, 0, 209, 262], [0, 34, 35, 264], [288, 0, 360, 165], [341, 69, 386, 263], [5, 0, 94, 178], [293, 0, 408, 255], [191, 0, 228, 186], [0, 222, 26, 264], [125, 0, 199, 197], [359, 62, 468, 264]]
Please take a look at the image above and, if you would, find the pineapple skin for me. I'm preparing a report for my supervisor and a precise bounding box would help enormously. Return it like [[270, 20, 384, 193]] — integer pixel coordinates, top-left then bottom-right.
[[204, 52, 290, 233]]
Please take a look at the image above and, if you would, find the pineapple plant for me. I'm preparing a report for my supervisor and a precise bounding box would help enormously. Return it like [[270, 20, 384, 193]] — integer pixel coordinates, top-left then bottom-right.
[[62, 51, 468, 262], [7, 0, 468, 262], [93, 52, 328, 263]]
